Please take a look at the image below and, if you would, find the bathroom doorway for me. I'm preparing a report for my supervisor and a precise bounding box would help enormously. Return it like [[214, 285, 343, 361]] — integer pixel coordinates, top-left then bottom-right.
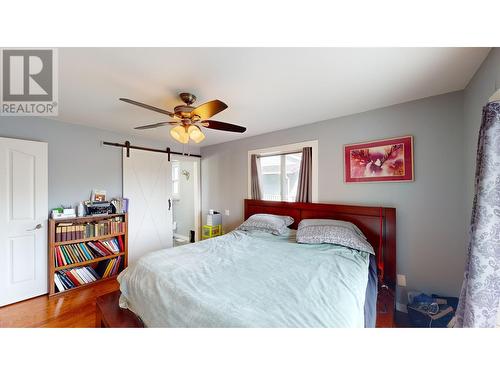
[[171, 156, 201, 246]]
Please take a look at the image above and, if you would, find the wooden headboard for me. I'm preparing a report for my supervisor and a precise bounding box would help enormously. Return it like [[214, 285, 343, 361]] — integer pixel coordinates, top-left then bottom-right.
[[244, 199, 397, 289]]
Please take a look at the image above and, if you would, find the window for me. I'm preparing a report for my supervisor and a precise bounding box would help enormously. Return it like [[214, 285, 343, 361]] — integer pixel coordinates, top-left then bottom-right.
[[248, 140, 318, 202], [260, 152, 302, 201]]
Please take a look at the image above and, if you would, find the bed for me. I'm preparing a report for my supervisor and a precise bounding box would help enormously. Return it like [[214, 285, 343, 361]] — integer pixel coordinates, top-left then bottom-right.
[[116, 200, 396, 327]]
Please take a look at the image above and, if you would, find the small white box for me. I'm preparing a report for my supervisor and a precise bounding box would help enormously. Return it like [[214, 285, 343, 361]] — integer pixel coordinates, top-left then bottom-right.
[[207, 213, 222, 226]]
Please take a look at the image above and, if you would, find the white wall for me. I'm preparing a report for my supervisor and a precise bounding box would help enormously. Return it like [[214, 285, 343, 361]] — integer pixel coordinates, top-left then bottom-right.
[[201, 91, 466, 302]]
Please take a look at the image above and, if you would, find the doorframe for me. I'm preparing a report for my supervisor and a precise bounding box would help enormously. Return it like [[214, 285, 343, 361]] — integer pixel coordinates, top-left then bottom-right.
[[170, 154, 202, 242]]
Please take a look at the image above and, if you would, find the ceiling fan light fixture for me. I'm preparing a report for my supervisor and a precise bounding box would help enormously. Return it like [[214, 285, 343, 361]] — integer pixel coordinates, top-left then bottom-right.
[[121, 93, 247, 141], [188, 125, 205, 143], [170, 125, 189, 144]]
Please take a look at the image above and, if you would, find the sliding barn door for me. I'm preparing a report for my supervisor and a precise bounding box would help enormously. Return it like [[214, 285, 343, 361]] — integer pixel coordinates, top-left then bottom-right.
[[0, 137, 48, 307], [123, 149, 173, 264]]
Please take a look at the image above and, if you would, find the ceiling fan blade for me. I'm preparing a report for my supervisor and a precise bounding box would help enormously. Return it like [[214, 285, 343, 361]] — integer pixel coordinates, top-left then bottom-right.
[[119, 98, 174, 117], [201, 120, 246, 133], [134, 121, 179, 130], [191, 100, 228, 119]]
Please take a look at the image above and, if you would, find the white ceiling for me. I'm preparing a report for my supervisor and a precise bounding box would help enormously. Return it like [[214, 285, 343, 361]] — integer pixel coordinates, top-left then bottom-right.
[[57, 48, 489, 146]]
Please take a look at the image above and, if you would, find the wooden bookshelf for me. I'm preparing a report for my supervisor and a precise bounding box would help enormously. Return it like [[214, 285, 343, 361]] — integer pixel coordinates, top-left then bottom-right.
[[48, 213, 128, 297]]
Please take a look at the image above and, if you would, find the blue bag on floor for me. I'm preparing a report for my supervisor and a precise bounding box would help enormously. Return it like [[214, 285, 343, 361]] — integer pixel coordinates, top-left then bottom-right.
[[407, 294, 458, 328]]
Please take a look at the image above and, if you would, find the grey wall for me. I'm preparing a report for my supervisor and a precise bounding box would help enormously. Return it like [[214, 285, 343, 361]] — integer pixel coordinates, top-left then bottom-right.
[[201, 91, 466, 301], [463, 48, 500, 230], [173, 160, 195, 238], [0, 117, 199, 211]]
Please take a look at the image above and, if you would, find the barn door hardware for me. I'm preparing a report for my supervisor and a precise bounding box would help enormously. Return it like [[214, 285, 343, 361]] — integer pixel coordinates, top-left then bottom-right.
[[103, 141, 201, 159]]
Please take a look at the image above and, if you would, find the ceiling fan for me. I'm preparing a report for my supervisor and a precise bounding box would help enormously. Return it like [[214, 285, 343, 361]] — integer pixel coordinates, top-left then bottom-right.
[[120, 93, 246, 144]]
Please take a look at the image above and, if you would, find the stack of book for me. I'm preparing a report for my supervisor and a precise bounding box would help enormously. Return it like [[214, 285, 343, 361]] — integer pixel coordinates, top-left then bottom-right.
[[87, 238, 122, 256], [54, 243, 94, 267], [96, 256, 122, 279], [53, 237, 123, 267], [55, 217, 125, 242], [53, 256, 123, 292], [100, 238, 122, 253], [54, 266, 101, 292]]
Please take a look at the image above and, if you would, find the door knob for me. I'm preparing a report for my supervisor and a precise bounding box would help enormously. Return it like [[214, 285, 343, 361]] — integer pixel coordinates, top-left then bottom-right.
[[27, 223, 42, 231]]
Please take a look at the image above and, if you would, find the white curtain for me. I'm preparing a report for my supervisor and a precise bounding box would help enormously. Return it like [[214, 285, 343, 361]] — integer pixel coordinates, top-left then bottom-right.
[[455, 101, 500, 327]]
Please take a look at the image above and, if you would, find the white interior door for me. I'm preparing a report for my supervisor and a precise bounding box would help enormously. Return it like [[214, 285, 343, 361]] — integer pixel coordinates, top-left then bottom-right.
[[123, 148, 173, 264], [0, 137, 48, 307]]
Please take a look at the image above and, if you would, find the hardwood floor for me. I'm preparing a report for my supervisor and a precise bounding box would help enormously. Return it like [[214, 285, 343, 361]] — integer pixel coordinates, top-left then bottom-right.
[[0, 278, 119, 328], [1, 278, 405, 328]]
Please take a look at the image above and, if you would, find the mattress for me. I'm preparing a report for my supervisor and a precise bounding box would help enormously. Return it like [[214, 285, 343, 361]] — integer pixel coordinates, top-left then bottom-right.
[[118, 229, 375, 327]]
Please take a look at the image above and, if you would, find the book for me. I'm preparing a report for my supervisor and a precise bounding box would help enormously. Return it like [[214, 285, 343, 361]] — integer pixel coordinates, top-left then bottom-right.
[[69, 244, 82, 262], [117, 235, 124, 252], [79, 243, 93, 260], [64, 270, 81, 287], [87, 267, 101, 280], [103, 259, 114, 278], [94, 241, 113, 256], [112, 257, 122, 275], [70, 269, 85, 285], [63, 245, 75, 263], [74, 243, 87, 261], [75, 268, 91, 283], [68, 245, 81, 263], [60, 246, 71, 265], [87, 241, 107, 257], [57, 271, 75, 289], [55, 246, 67, 267], [82, 267, 97, 282], [100, 239, 120, 253], [96, 259, 110, 277], [56, 273, 70, 290], [54, 273, 65, 292], [83, 267, 96, 282]]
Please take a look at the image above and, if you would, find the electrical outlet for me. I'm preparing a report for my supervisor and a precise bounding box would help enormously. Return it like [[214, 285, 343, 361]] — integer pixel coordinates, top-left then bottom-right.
[[225, 209, 230, 216], [397, 274, 407, 287]]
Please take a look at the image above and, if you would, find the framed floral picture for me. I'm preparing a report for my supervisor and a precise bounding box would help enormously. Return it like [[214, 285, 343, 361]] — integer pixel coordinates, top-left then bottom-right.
[[344, 136, 414, 183]]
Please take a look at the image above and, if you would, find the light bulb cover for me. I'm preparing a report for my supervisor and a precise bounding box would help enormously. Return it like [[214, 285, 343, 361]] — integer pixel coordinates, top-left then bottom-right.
[[188, 125, 205, 143], [170, 125, 189, 144]]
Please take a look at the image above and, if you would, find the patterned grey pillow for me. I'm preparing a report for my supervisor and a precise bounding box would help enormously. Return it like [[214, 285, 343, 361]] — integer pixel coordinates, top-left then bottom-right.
[[297, 219, 374, 254], [238, 214, 294, 235], [299, 219, 367, 238]]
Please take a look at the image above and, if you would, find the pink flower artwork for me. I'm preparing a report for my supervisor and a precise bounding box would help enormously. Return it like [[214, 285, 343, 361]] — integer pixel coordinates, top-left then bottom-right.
[[344, 136, 413, 183]]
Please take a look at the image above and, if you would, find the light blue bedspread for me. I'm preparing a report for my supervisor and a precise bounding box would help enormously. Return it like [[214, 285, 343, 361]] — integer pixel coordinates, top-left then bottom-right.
[[118, 229, 371, 327]]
